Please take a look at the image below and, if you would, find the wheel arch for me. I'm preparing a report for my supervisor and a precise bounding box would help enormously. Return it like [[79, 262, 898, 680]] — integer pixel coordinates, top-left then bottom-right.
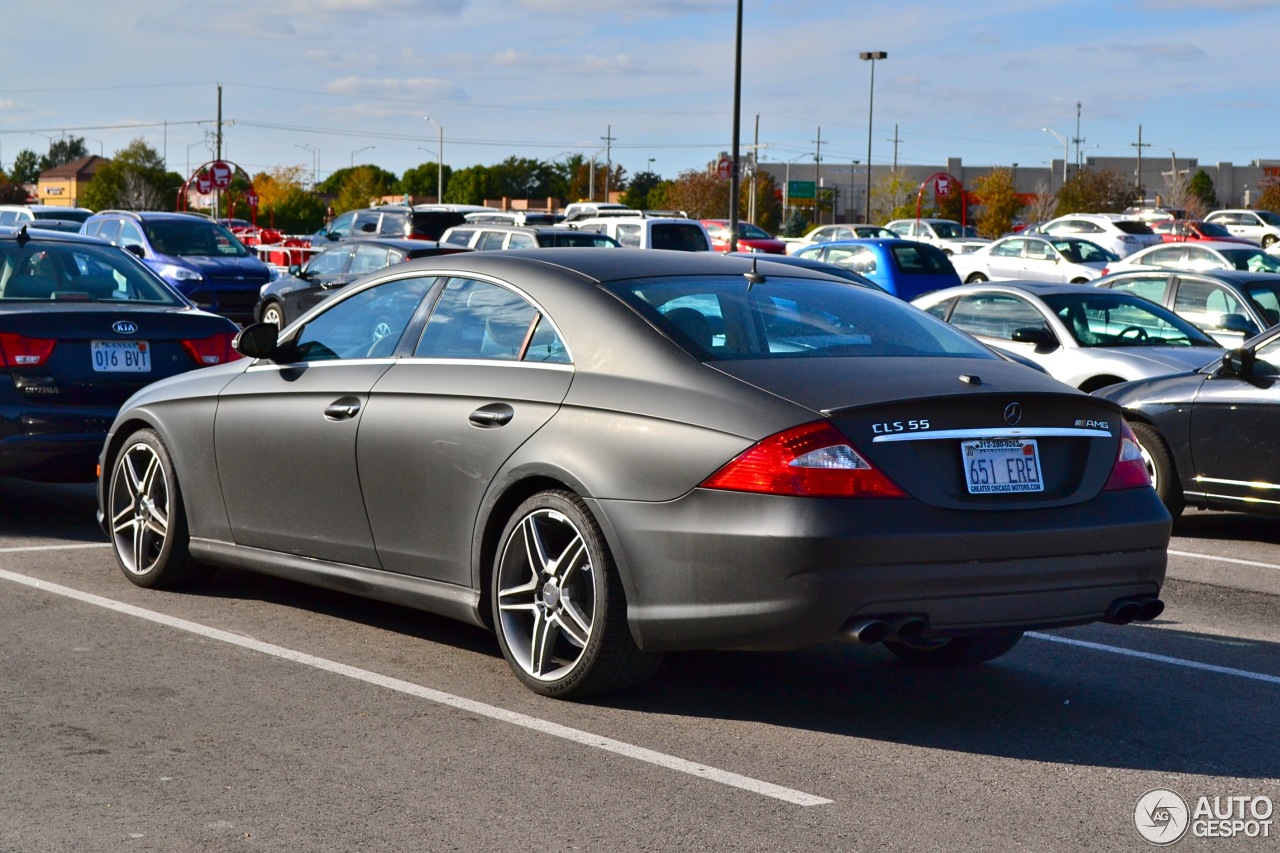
[[1078, 374, 1127, 393]]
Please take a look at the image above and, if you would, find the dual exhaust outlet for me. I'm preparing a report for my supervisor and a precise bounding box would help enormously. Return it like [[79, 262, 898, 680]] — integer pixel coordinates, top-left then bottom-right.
[[843, 595, 1166, 645]]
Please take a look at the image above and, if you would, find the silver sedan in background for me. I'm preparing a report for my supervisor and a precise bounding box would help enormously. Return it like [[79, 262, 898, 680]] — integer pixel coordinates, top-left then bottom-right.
[[950, 235, 1117, 284]]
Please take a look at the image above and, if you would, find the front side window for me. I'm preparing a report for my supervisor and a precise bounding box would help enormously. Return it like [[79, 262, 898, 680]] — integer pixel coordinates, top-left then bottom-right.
[[991, 239, 1025, 258], [615, 223, 642, 247], [1103, 275, 1169, 304], [415, 277, 563, 362], [349, 244, 392, 274], [292, 277, 434, 362], [304, 246, 353, 275], [507, 233, 537, 249], [1146, 246, 1188, 268], [119, 222, 145, 249], [948, 293, 1047, 342]]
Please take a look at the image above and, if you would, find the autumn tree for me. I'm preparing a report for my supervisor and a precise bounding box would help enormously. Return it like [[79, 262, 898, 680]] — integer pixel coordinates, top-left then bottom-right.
[[869, 170, 919, 223], [1053, 167, 1138, 215], [1024, 181, 1057, 224], [334, 166, 393, 213], [662, 170, 731, 219], [970, 168, 1025, 238], [1255, 176, 1280, 215]]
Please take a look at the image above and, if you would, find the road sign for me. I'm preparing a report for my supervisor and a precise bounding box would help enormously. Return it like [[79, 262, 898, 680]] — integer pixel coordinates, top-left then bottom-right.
[[246, 191, 259, 209], [935, 176, 951, 198], [717, 157, 732, 180], [788, 180, 816, 200], [210, 160, 233, 190], [195, 171, 212, 194]]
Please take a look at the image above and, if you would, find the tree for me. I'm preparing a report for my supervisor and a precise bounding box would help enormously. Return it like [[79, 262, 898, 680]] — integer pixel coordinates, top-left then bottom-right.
[[970, 168, 1025, 238], [1053, 167, 1138, 215], [334, 166, 393, 213], [79, 138, 179, 211], [11, 150, 40, 185], [1255, 176, 1280, 216], [1188, 169, 1218, 210], [317, 165, 397, 197], [869, 170, 918, 223], [250, 167, 325, 233], [399, 161, 452, 201], [662, 169, 731, 219], [1024, 181, 1057, 224], [621, 170, 662, 209], [38, 136, 89, 172]]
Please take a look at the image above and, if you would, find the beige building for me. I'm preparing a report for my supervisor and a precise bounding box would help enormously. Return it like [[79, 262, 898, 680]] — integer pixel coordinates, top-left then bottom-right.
[[36, 155, 107, 207]]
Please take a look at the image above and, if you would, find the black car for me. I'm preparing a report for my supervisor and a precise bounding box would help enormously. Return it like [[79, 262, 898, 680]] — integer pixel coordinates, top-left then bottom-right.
[[99, 250, 1168, 699], [1093, 268, 1280, 348], [1095, 325, 1280, 517], [0, 226, 241, 482], [256, 238, 470, 327], [310, 206, 467, 245]]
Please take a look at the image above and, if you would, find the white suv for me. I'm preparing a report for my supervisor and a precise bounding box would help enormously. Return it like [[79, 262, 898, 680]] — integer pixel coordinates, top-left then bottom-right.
[[1204, 209, 1280, 248], [884, 218, 991, 255], [565, 216, 713, 251], [1037, 213, 1161, 258]]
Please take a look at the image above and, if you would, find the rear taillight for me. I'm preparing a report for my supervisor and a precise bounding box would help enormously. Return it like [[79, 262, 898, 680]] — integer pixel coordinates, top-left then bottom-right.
[[1104, 420, 1151, 491], [181, 332, 242, 366], [1100, 267, 1111, 275], [0, 332, 56, 367], [702, 421, 907, 498]]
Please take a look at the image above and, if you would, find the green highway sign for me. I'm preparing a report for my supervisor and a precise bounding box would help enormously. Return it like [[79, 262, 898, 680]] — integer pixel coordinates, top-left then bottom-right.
[[788, 180, 816, 200]]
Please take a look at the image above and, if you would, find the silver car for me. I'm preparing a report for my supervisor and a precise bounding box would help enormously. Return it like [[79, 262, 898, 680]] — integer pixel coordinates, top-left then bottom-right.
[[950, 235, 1117, 284], [913, 281, 1224, 392], [1103, 240, 1280, 275]]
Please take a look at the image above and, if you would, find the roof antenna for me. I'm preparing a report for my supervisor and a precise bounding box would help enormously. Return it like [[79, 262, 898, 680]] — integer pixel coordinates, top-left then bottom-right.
[[16, 224, 30, 248], [744, 256, 766, 290]]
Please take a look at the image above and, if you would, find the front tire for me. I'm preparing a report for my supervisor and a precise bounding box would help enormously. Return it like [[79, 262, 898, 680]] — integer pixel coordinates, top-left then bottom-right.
[[885, 631, 1023, 665], [107, 429, 206, 589], [492, 490, 659, 698], [260, 300, 285, 328], [965, 272, 988, 283], [1130, 422, 1185, 517], [1263, 234, 1277, 249]]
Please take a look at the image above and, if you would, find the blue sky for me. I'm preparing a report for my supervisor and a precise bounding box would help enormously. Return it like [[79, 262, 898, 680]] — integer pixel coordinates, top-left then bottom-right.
[[3, 0, 1278, 183]]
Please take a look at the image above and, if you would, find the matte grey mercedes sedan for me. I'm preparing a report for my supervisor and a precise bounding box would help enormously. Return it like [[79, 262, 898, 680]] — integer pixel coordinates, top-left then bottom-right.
[[98, 250, 1170, 699]]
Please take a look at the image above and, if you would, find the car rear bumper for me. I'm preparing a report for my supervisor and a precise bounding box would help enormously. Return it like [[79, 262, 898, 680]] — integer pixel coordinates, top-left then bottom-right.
[[592, 488, 1169, 652], [0, 404, 113, 481]]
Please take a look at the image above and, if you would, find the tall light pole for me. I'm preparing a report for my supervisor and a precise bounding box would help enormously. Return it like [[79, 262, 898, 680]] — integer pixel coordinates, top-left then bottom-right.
[[728, 0, 743, 252], [1042, 127, 1069, 184], [295, 144, 318, 189], [82, 136, 104, 157], [351, 145, 375, 168], [859, 51, 887, 224], [424, 116, 443, 203]]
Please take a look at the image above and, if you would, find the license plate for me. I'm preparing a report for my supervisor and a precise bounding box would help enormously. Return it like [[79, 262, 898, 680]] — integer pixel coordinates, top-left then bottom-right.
[[962, 438, 1043, 494], [91, 340, 151, 372]]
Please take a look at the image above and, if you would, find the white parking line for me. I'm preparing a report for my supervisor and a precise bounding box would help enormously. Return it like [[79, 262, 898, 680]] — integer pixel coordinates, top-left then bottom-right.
[[0, 543, 110, 553], [0, 568, 832, 808], [1169, 548, 1280, 573], [1028, 632, 1280, 685]]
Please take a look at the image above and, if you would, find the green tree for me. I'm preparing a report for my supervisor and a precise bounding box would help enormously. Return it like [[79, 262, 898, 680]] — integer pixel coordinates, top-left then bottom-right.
[[399, 161, 452, 201], [11, 150, 40, 185], [1053, 167, 1138, 215], [870, 170, 919, 223], [970, 168, 1025, 238], [1188, 169, 1218, 209], [621, 170, 662, 209], [38, 136, 89, 172], [79, 138, 179, 211], [317, 165, 398, 198], [334, 166, 393, 213]]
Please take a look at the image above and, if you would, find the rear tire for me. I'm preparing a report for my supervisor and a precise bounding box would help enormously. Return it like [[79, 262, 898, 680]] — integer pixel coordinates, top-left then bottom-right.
[[1130, 422, 1185, 517], [260, 300, 285, 328], [1263, 234, 1277, 249], [106, 429, 207, 589], [885, 631, 1023, 665], [965, 272, 988, 283], [492, 490, 660, 699]]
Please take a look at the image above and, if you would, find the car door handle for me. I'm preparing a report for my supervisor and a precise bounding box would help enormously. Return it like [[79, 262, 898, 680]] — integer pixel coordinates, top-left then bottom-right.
[[469, 404, 514, 428], [324, 397, 362, 420]]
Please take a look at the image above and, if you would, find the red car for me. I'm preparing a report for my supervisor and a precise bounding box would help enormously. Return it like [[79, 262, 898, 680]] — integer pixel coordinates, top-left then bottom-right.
[[1151, 219, 1257, 245], [701, 220, 787, 254]]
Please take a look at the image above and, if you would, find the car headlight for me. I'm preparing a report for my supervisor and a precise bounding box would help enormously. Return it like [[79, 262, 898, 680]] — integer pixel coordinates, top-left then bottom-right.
[[157, 264, 204, 282]]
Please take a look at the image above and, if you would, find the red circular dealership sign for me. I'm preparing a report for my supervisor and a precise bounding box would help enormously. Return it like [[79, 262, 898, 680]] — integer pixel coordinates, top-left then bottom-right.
[[209, 160, 233, 190], [195, 171, 212, 194], [717, 157, 732, 180]]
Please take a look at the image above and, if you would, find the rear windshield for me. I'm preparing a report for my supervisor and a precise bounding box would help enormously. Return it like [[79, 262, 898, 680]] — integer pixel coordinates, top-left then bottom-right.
[[409, 211, 467, 239], [33, 209, 91, 223], [0, 239, 185, 304], [888, 242, 955, 275], [605, 275, 993, 361], [1114, 221, 1156, 235], [650, 223, 710, 251]]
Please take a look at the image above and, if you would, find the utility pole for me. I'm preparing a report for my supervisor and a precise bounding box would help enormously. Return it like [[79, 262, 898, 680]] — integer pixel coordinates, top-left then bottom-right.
[[601, 125, 615, 202], [888, 124, 901, 171], [812, 127, 827, 225], [1072, 100, 1084, 171], [1131, 124, 1151, 193], [747, 113, 759, 224]]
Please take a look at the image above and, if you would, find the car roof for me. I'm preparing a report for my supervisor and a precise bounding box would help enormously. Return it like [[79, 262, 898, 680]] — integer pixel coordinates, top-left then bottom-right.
[[0, 224, 115, 246], [326, 236, 445, 251], [1135, 239, 1255, 253], [384, 247, 841, 285], [1098, 269, 1280, 285], [927, 280, 1110, 298], [88, 210, 215, 222]]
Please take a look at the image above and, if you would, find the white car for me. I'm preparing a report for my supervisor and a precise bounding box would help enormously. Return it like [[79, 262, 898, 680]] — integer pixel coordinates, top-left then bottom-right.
[[912, 281, 1223, 392], [950, 235, 1116, 284], [1036, 213, 1161, 258], [782, 223, 896, 255], [565, 216, 713, 251], [884, 218, 991, 255], [1204, 209, 1280, 249], [1104, 240, 1280, 275]]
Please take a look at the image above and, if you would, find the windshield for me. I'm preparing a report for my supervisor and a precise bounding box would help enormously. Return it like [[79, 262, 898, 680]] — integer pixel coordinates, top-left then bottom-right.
[[0, 239, 186, 304], [142, 219, 251, 258], [605, 275, 993, 361], [1198, 221, 1233, 238], [739, 223, 772, 239], [1220, 249, 1280, 273], [1040, 292, 1217, 348], [1245, 282, 1280, 327], [1258, 211, 1280, 227], [33, 209, 91, 223], [1052, 239, 1117, 264], [930, 222, 966, 239]]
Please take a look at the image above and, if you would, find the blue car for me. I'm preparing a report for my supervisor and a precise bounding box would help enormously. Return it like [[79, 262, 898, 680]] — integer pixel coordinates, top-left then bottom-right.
[[82, 211, 272, 324], [792, 237, 961, 300]]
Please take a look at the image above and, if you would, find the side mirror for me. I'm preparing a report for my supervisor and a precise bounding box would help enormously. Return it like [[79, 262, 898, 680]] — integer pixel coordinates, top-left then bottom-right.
[[234, 322, 282, 360], [1223, 347, 1255, 377], [124, 244, 145, 259], [1216, 313, 1259, 336], [288, 264, 302, 276], [1011, 327, 1059, 349]]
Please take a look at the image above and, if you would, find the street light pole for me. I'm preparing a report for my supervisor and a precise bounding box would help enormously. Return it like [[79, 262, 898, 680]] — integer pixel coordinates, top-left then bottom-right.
[[728, 0, 743, 253], [424, 116, 443, 203], [859, 51, 887, 224], [351, 146, 375, 168], [295, 144, 318, 189], [1042, 128, 1069, 184]]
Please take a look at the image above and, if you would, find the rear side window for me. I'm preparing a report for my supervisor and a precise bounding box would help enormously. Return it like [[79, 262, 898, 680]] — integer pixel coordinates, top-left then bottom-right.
[[889, 242, 953, 275], [416, 277, 552, 361], [1114, 221, 1155, 235], [1104, 276, 1169, 304]]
